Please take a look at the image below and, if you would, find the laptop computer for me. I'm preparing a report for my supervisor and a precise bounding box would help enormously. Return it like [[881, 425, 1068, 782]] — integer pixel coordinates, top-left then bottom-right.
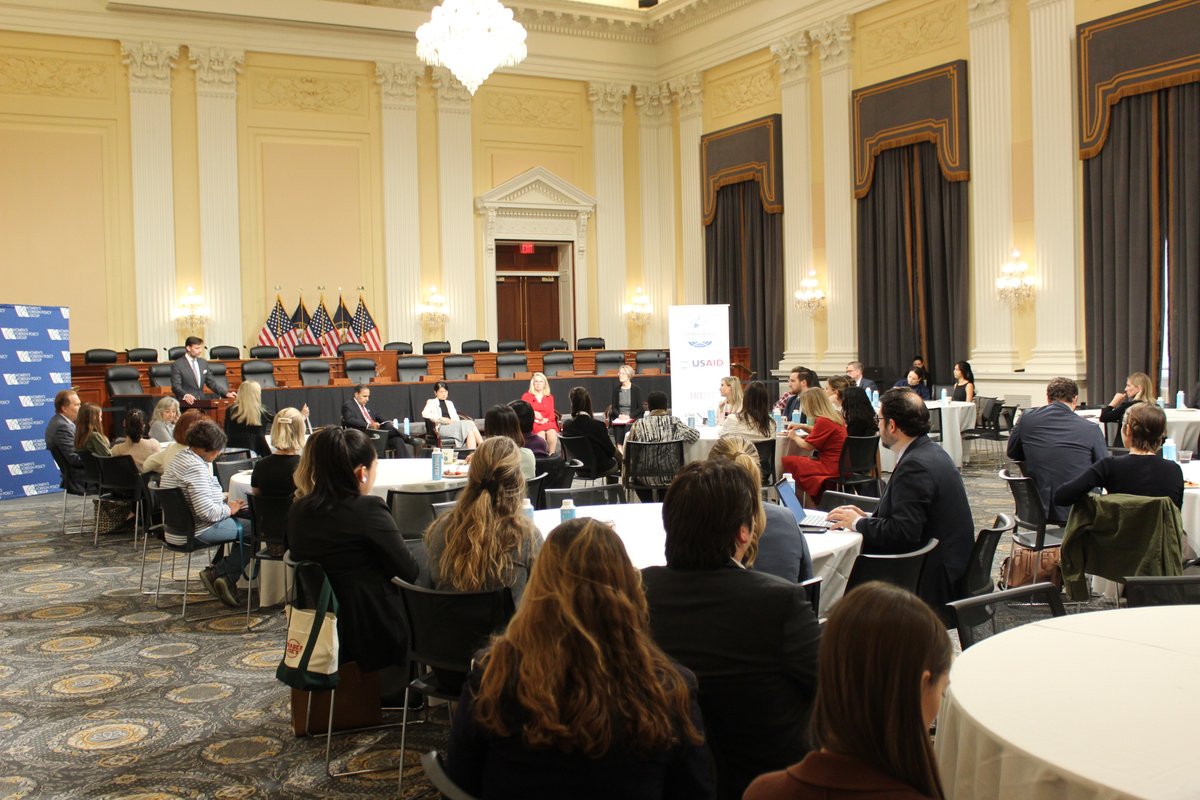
[[775, 478, 832, 531]]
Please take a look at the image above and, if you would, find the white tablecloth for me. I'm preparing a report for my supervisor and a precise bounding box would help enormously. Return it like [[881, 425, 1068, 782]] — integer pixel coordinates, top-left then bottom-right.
[[1077, 406, 1200, 452], [1179, 460, 1200, 555], [936, 607, 1200, 800], [227, 457, 468, 505], [879, 399, 976, 471], [531, 502, 862, 617], [684, 423, 790, 479]]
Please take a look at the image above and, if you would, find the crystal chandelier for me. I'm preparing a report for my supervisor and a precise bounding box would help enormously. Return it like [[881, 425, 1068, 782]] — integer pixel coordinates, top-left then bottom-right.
[[996, 249, 1035, 306], [175, 286, 210, 335], [416, 0, 528, 95], [793, 271, 826, 315], [624, 287, 653, 326]]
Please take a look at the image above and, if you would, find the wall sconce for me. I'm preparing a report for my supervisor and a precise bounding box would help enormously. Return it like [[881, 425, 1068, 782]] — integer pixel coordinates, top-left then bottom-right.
[[793, 271, 826, 315], [624, 287, 653, 326], [174, 286, 210, 335], [418, 287, 449, 327], [996, 249, 1035, 306]]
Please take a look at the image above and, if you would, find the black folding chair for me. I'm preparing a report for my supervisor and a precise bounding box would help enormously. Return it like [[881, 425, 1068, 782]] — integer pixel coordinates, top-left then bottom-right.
[[845, 538, 939, 596], [148, 486, 241, 620], [623, 439, 685, 502], [245, 492, 293, 629], [92, 454, 146, 548], [543, 483, 625, 509], [946, 582, 1065, 649], [1123, 575, 1200, 607]]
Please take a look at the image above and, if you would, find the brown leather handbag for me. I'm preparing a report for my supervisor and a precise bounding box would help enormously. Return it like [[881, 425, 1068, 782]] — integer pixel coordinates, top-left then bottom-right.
[[1001, 544, 1063, 589]]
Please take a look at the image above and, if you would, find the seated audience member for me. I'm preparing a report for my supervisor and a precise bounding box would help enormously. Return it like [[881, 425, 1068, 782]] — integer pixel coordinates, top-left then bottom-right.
[[951, 360, 976, 402], [716, 376, 743, 422], [424, 436, 544, 604], [607, 364, 645, 432], [223, 379, 273, 457], [342, 384, 411, 457], [287, 427, 419, 673], [643, 459, 821, 800], [250, 407, 306, 497], [148, 396, 180, 443], [45, 389, 84, 489], [1055, 403, 1184, 510], [827, 389, 974, 613], [483, 404, 536, 479], [776, 366, 820, 422], [719, 381, 776, 442], [709, 436, 813, 583], [781, 388, 847, 506], [160, 419, 254, 607], [625, 391, 699, 502], [447, 519, 713, 799], [421, 381, 483, 450], [744, 582, 951, 800], [823, 374, 852, 411], [111, 410, 158, 471], [74, 403, 111, 457], [141, 409, 204, 476], [840, 386, 877, 437], [1099, 371, 1157, 446], [1006, 377, 1108, 524], [846, 361, 878, 394], [521, 372, 560, 455], [509, 399, 549, 457], [894, 367, 931, 401], [560, 386, 619, 476]]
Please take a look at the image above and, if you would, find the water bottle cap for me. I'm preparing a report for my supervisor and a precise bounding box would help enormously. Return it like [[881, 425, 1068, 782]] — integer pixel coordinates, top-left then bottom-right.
[[562, 499, 574, 508], [522, 498, 533, 506]]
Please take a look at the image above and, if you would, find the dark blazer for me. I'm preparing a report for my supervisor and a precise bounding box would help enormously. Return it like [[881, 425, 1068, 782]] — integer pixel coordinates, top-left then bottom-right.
[[170, 355, 223, 402], [1007, 401, 1108, 524], [642, 563, 821, 800], [562, 412, 618, 474], [858, 434, 974, 611], [608, 382, 645, 423], [45, 414, 84, 491], [781, 393, 806, 424], [286, 493, 419, 672], [341, 398, 383, 430], [224, 407, 273, 457], [447, 663, 714, 800], [855, 377, 878, 394], [754, 503, 814, 583], [1098, 398, 1138, 446]]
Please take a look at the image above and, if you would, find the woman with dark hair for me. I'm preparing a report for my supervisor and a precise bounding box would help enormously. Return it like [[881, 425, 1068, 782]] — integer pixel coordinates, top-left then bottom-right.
[[223, 379, 273, 456], [287, 427, 419, 673], [1055, 402, 1184, 510], [561, 386, 619, 476], [719, 381, 776, 442], [483, 404, 535, 478], [422, 380, 483, 449], [111, 409, 158, 470], [73, 403, 111, 457], [781, 388, 848, 506], [141, 409, 204, 475], [744, 582, 951, 800], [951, 361, 975, 402], [424, 436, 543, 603], [824, 375, 852, 411], [894, 368, 931, 401], [447, 518, 713, 798], [840, 387, 877, 438]]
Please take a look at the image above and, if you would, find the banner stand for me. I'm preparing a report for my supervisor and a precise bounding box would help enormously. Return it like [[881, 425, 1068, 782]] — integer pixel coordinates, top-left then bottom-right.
[[668, 305, 730, 423]]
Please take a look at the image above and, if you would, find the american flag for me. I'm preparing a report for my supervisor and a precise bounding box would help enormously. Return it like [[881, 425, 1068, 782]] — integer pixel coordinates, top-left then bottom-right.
[[291, 299, 316, 346], [309, 298, 341, 357], [258, 296, 299, 357], [351, 295, 383, 350], [333, 296, 358, 345]]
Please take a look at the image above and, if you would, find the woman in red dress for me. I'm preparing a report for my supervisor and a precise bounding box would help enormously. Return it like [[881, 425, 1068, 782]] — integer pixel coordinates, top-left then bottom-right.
[[781, 387, 847, 506], [521, 371, 560, 455]]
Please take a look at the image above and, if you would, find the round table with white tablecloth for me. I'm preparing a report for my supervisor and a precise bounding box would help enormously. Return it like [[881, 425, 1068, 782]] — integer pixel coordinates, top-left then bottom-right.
[[1177, 460, 1200, 556], [531, 502, 862, 617], [935, 606, 1200, 800], [879, 398, 976, 471], [1077, 406, 1200, 452], [684, 423, 788, 477]]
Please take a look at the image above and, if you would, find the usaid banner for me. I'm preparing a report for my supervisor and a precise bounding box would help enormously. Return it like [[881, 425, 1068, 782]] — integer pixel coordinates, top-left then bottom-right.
[[0, 305, 71, 500], [668, 304, 730, 420]]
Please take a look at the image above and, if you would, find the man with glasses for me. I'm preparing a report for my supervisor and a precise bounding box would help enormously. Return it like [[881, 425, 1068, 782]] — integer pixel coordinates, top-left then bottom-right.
[[827, 387, 974, 615]]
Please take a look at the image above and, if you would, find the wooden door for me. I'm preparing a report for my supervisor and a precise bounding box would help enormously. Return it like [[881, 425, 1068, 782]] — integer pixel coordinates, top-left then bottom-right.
[[496, 276, 560, 345]]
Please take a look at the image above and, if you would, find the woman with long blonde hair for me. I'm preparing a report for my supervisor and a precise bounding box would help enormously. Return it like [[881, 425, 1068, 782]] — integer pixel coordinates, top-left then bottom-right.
[[521, 371, 560, 454], [447, 518, 712, 798], [1100, 370, 1158, 447], [250, 407, 307, 497], [224, 379, 273, 456], [717, 376, 744, 422], [424, 436, 543, 602], [781, 387, 848, 506]]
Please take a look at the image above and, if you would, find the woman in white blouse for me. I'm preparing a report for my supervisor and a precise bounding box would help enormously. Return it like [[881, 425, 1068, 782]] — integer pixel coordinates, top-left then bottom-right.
[[422, 381, 483, 450]]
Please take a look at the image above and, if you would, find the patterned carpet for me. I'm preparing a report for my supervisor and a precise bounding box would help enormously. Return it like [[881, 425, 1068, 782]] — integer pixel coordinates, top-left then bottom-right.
[[0, 449, 1099, 799]]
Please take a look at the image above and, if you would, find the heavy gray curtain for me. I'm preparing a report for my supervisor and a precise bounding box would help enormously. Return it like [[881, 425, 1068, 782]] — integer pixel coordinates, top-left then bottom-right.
[[855, 141, 968, 387], [1166, 83, 1200, 401], [703, 181, 784, 381]]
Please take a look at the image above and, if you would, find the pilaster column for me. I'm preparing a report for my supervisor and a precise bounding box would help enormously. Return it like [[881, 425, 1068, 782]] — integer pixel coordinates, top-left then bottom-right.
[[376, 63, 422, 346], [771, 32, 817, 370], [670, 73, 704, 306], [967, 0, 1018, 377], [1025, 0, 1086, 380], [588, 82, 630, 347], [189, 46, 244, 350], [432, 68, 478, 346], [122, 41, 179, 351], [635, 82, 676, 348], [811, 17, 857, 373]]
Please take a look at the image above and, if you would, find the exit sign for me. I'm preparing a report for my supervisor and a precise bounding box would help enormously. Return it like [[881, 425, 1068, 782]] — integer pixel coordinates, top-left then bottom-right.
[[519, 242, 534, 255]]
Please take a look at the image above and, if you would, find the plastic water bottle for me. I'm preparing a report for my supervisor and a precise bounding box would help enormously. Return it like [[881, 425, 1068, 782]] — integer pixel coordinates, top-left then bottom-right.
[[1177, 390, 1186, 409], [403, 417, 411, 436], [560, 498, 577, 523], [431, 448, 443, 479], [940, 387, 949, 402], [872, 389, 879, 405], [687, 413, 696, 428], [707, 409, 717, 427], [791, 410, 802, 424], [522, 498, 535, 521], [772, 411, 783, 430], [1157, 397, 1165, 408], [1163, 437, 1178, 462]]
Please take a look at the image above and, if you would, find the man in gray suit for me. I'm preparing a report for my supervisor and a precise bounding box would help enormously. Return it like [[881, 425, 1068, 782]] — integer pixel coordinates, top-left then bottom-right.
[[1006, 377, 1108, 524], [45, 389, 84, 491], [170, 336, 235, 407]]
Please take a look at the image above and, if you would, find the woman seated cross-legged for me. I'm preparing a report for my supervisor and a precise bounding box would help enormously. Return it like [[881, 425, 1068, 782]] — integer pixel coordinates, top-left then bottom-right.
[[447, 518, 714, 799], [422, 380, 483, 450]]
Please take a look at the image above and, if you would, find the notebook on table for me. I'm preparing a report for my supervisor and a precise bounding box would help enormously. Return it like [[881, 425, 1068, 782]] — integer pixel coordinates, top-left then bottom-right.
[[775, 478, 832, 531]]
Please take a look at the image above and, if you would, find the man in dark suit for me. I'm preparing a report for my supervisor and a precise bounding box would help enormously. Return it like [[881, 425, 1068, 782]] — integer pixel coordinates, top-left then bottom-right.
[[1007, 377, 1108, 524], [45, 389, 84, 491], [341, 384, 411, 457], [643, 459, 821, 800], [170, 336, 235, 407], [846, 360, 878, 394], [827, 387, 975, 614], [777, 365, 819, 424]]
